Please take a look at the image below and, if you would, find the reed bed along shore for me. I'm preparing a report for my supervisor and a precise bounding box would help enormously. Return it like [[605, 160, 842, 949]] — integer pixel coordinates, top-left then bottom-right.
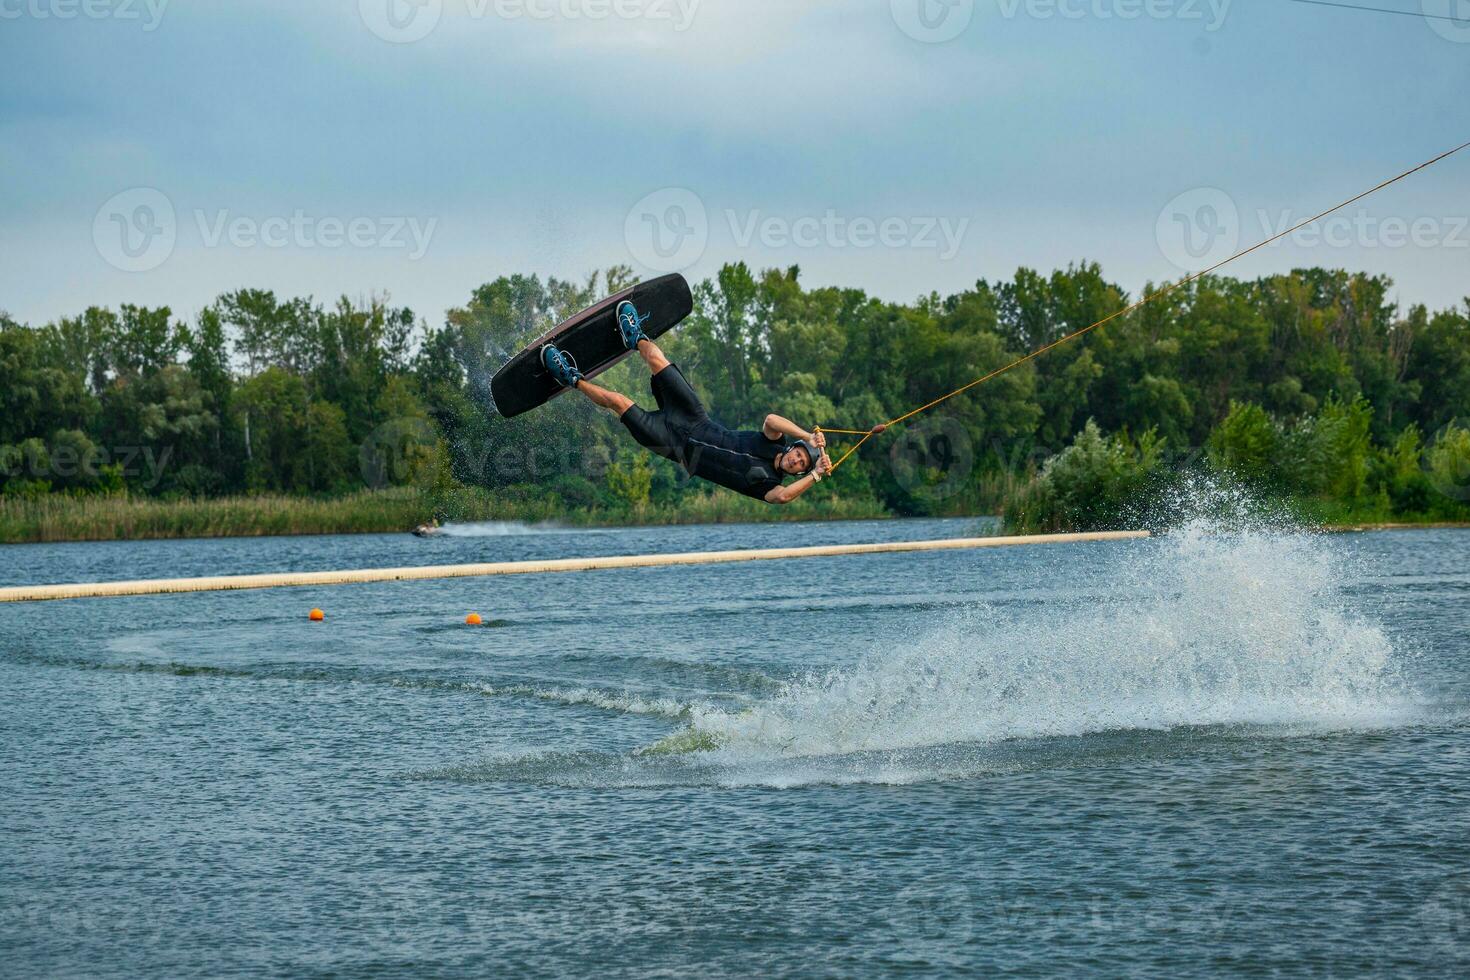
[[5, 487, 1459, 546], [0, 488, 894, 544]]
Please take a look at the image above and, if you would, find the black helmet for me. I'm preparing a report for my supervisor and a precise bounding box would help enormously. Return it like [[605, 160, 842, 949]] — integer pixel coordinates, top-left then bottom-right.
[[783, 439, 819, 475]]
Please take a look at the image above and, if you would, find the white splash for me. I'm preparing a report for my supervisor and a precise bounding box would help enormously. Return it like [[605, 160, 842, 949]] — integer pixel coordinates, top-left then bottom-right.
[[683, 517, 1411, 761], [477, 683, 694, 721], [434, 521, 576, 538]]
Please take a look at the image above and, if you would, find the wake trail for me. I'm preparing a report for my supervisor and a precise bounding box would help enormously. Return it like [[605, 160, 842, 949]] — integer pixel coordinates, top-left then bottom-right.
[[432, 521, 592, 538]]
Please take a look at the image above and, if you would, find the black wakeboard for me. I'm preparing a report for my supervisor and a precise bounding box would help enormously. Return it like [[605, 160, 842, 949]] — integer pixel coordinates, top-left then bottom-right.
[[490, 273, 693, 419]]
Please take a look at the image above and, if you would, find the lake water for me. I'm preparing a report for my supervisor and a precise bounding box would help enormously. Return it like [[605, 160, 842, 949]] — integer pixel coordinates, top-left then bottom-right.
[[2, 515, 1468, 977]]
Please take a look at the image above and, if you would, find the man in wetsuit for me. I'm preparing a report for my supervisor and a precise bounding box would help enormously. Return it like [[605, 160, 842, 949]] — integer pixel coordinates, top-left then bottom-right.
[[540, 300, 833, 504]]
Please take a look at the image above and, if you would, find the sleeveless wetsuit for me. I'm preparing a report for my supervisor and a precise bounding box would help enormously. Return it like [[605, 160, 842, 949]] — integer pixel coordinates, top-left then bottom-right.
[[619, 365, 786, 501]]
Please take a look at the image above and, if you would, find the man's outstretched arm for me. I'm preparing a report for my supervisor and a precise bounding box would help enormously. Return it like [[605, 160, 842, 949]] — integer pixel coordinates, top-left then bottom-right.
[[764, 451, 833, 505]]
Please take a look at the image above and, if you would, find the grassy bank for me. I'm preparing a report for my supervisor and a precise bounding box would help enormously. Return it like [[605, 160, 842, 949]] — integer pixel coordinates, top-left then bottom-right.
[[4, 488, 1462, 546], [0, 487, 894, 544]]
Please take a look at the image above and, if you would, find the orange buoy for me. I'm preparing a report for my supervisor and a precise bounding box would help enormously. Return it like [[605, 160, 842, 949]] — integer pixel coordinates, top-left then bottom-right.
[[309, 608, 324, 622], [465, 613, 482, 626]]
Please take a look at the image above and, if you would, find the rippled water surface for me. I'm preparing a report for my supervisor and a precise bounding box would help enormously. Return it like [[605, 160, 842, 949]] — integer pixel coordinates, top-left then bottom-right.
[[3, 517, 1468, 977]]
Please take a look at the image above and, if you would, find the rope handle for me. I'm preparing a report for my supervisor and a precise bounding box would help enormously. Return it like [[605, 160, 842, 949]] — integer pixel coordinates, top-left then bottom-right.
[[812, 426, 828, 477], [808, 424, 890, 474]]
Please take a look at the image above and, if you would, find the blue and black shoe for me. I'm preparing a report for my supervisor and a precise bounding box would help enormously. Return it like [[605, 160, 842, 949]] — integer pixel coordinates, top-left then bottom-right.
[[541, 344, 583, 388], [616, 300, 651, 351]]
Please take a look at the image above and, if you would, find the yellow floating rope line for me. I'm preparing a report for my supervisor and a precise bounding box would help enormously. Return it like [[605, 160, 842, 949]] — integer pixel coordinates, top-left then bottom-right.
[[824, 140, 1470, 474]]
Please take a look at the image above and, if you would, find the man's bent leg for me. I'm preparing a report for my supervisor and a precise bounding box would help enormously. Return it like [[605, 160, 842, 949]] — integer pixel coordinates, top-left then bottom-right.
[[575, 378, 680, 460], [646, 359, 707, 422], [619, 405, 681, 462], [636, 338, 671, 375]]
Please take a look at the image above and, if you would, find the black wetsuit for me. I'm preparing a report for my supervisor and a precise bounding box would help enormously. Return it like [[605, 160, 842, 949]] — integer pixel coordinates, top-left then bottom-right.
[[619, 365, 786, 501]]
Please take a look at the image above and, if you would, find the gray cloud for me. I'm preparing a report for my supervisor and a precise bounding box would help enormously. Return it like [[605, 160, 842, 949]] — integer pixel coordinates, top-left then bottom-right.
[[2, 0, 1468, 326]]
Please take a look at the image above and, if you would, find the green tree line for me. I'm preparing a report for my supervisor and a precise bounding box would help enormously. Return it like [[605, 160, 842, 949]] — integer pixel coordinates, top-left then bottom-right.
[[3, 262, 1468, 526]]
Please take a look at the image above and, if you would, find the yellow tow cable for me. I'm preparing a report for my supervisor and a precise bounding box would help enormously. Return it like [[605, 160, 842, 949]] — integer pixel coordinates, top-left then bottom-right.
[[817, 139, 1470, 474]]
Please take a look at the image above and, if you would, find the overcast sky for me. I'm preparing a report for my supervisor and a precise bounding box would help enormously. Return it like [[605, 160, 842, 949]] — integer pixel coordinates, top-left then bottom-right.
[[2, 0, 1467, 329]]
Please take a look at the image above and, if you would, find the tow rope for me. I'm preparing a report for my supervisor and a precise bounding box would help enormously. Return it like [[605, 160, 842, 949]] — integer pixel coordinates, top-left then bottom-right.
[[819, 139, 1470, 474]]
